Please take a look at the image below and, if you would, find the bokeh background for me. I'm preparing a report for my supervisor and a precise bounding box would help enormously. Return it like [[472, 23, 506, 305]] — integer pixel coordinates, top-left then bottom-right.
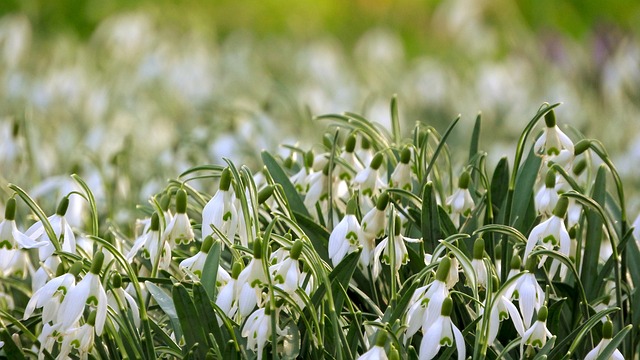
[[1, 0, 640, 219]]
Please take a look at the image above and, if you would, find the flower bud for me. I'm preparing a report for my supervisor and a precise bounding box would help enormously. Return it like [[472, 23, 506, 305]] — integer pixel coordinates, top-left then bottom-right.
[[537, 305, 548, 321], [5, 198, 16, 221], [304, 150, 314, 168], [201, 235, 214, 254], [69, 261, 84, 277], [91, 251, 105, 275], [572, 158, 587, 176], [552, 197, 568, 218], [258, 185, 274, 204], [231, 261, 243, 279], [544, 169, 556, 188], [602, 319, 613, 339], [150, 212, 160, 231], [160, 193, 171, 212], [574, 139, 591, 156], [346, 196, 358, 215], [440, 296, 453, 316], [290, 239, 303, 260], [112, 273, 122, 288], [370, 153, 384, 170], [510, 253, 522, 270], [220, 168, 232, 191], [544, 110, 556, 128], [176, 189, 188, 214], [458, 171, 470, 189], [400, 147, 411, 164], [345, 134, 357, 153], [361, 136, 371, 150], [473, 238, 485, 260], [56, 197, 69, 216], [435, 256, 451, 282], [374, 330, 387, 347], [253, 237, 263, 259], [375, 192, 390, 211]]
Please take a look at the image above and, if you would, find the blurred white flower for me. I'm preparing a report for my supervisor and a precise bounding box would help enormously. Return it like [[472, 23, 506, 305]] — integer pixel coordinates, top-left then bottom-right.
[[521, 306, 552, 352], [164, 189, 194, 246], [26, 197, 76, 261], [534, 110, 574, 160], [418, 297, 465, 360], [202, 169, 238, 244], [446, 171, 474, 227], [584, 320, 624, 360], [242, 305, 273, 360]]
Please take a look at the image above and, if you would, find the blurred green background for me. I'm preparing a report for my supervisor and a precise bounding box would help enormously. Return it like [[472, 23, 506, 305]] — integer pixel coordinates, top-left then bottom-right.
[[1, 0, 640, 217]]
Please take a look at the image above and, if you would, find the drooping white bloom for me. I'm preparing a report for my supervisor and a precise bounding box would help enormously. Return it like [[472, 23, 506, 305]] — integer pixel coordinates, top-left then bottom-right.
[[26, 197, 77, 261], [358, 331, 388, 360], [338, 134, 364, 180], [242, 305, 273, 360], [328, 199, 361, 266], [487, 294, 525, 345], [237, 241, 268, 317], [202, 170, 239, 244], [164, 189, 194, 245], [353, 153, 385, 197], [58, 319, 95, 360], [534, 170, 559, 217], [471, 238, 488, 288], [179, 236, 216, 278], [107, 273, 141, 328], [446, 171, 474, 227], [24, 261, 82, 323], [0, 198, 47, 250], [360, 193, 389, 239], [389, 147, 413, 191], [37, 322, 61, 360], [58, 252, 108, 335], [406, 257, 451, 337], [584, 321, 624, 360], [505, 266, 545, 328], [127, 213, 169, 269], [521, 306, 552, 352], [269, 240, 304, 294], [31, 255, 61, 291], [524, 197, 571, 279], [303, 169, 327, 211], [372, 216, 420, 278], [418, 297, 465, 360], [216, 262, 241, 320], [534, 110, 574, 160]]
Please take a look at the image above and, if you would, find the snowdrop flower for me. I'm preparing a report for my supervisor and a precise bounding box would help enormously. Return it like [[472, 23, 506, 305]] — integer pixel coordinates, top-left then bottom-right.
[[446, 171, 474, 227], [359, 193, 390, 269], [127, 213, 169, 269], [179, 235, 216, 278], [164, 189, 194, 245], [494, 242, 503, 277], [58, 252, 108, 335], [26, 197, 77, 261], [419, 297, 465, 360], [406, 256, 451, 337], [328, 198, 361, 266], [505, 258, 545, 328], [534, 169, 559, 217], [356, 136, 374, 166], [390, 146, 412, 191], [24, 261, 82, 323], [507, 253, 522, 280], [270, 239, 303, 294], [353, 153, 385, 197], [37, 322, 61, 360], [471, 238, 488, 288], [585, 320, 624, 360], [524, 197, 571, 278], [303, 163, 329, 211], [242, 304, 274, 360], [216, 261, 242, 319], [0, 198, 46, 249], [534, 110, 574, 162], [521, 306, 552, 352], [358, 331, 388, 360], [31, 255, 61, 291], [58, 310, 96, 360], [202, 168, 238, 243], [372, 215, 420, 278], [237, 239, 268, 317], [486, 276, 525, 345], [107, 273, 141, 328], [290, 150, 314, 194]]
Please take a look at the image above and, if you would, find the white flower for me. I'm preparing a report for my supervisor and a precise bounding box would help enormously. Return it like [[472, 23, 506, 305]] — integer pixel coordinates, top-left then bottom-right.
[[328, 199, 361, 266], [471, 238, 487, 288], [487, 295, 525, 345], [390, 147, 412, 191], [338, 134, 364, 180], [127, 213, 168, 269], [446, 171, 474, 227], [406, 256, 451, 337], [179, 236, 215, 278], [270, 240, 303, 294], [534, 110, 574, 159], [521, 306, 552, 352], [353, 153, 385, 197], [31, 255, 61, 291], [24, 261, 81, 323], [202, 169, 238, 243], [164, 189, 194, 245], [524, 197, 571, 279], [303, 170, 327, 211], [0, 198, 47, 249], [107, 273, 141, 328], [418, 297, 465, 360], [241, 306, 273, 360], [37, 323, 61, 360], [372, 219, 420, 278], [58, 252, 108, 335], [534, 170, 559, 217], [26, 197, 77, 261], [58, 317, 95, 360], [237, 243, 268, 317], [505, 268, 544, 328], [290, 166, 312, 194], [585, 321, 624, 360]]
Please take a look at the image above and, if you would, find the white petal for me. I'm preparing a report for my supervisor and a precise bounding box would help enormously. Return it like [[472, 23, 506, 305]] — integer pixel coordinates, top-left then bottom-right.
[[452, 323, 466, 360]]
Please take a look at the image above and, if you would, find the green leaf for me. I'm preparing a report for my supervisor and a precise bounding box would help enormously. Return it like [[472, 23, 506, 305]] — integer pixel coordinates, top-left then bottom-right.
[[549, 307, 618, 359], [146, 282, 183, 342], [582, 165, 606, 299], [510, 146, 541, 233], [423, 115, 460, 183], [422, 182, 441, 253], [262, 150, 311, 218], [172, 284, 209, 359], [490, 157, 510, 221], [469, 112, 482, 162], [71, 174, 99, 237], [201, 239, 222, 299], [532, 336, 556, 360], [0, 329, 25, 360], [192, 282, 225, 355], [293, 211, 330, 263], [390, 95, 401, 145]]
